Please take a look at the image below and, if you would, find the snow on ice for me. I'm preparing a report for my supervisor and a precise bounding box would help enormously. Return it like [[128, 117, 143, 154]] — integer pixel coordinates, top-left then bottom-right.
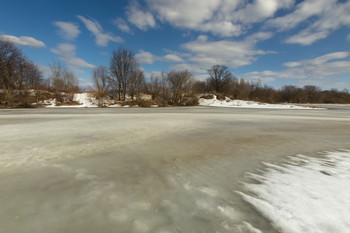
[[238, 150, 350, 233]]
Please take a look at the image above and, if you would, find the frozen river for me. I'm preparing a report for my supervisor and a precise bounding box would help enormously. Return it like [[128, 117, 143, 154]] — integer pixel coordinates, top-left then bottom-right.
[[0, 106, 349, 233]]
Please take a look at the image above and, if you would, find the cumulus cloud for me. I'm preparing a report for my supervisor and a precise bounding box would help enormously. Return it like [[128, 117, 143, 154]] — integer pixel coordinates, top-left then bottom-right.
[[0, 35, 45, 48], [242, 51, 350, 84], [285, 30, 329, 46], [282, 61, 302, 68], [136, 50, 184, 64], [266, 0, 335, 30], [113, 18, 132, 33], [145, 0, 242, 36], [121, 0, 349, 44], [163, 54, 184, 62], [53, 21, 80, 40], [181, 32, 273, 68], [127, 2, 156, 30], [234, 0, 294, 24], [135, 50, 157, 64], [51, 43, 95, 73], [136, 32, 273, 80], [147, 0, 220, 27], [77, 15, 123, 46], [123, 0, 295, 37], [267, 0, 350, 45]]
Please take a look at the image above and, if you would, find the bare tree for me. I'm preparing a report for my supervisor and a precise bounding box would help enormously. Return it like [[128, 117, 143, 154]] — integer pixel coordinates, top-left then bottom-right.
[[207, 65, 234, 94], [192, 80, 207, 94], [49, 61, 79, 102], [303, 85, 321, 103], [280, 85, 303, 103], [21, 61, 42, 91], [148, 73, 162, 100], [128, 68, 144, 102], [63, 71, 79, 101], [19, 61, 43, 105], [167, 70, 194, 105], [92, 65, 109, 105], [49, 61, 65, 92], [146, 72, 170, 105], [109, 47, 139, 101], [0, 40, 32, 106]]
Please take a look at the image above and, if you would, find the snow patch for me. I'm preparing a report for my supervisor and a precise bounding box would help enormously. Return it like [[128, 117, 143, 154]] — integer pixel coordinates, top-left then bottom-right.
[[199, 95, 315, 109], [47, 93, 97, 108], [238, 150, 350, 233], [73, 93, 97, 107]]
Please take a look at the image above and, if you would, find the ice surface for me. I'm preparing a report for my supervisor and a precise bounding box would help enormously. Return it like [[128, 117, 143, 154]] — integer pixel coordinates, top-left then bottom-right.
[[239, 150, 350, 233], [1, 107, 349, 233], [199, 95, 316, 109]]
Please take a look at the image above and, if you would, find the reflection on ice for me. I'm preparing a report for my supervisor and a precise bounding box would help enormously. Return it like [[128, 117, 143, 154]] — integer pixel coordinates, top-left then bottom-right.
[[239, 150, 350, 233]]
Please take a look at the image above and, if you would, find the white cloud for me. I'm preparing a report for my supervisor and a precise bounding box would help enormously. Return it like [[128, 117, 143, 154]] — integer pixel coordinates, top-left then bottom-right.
[[234, 0, 294, 24], [113, 18, 132, 33], [242, 51, 350, 84], [267, 0, 335, 30], [305, 52, 349, 65], [53, 21, 80, 40], [267, 0, 350, 45], [145, 0, 242, 36], [170, 63, 206, 74], [123, 0, 295, 37], [163, 54, 184, 62], [198, 21, 242, 37], [0, 35, 45, 48], [127, 2, 156, 30], [283, 61, 301, 68], [135, 50, 157, 64], [121, 0, 350, 42], [285, 30, 329, 46], [77, 15, 123, 46], [135, 32, 273, 79], [38, 65, 51, 78], [347, 34, 350, 41], [148, 0, 220, 27], [51, 43, 95, 73], [181, 32, 273, 68], [136, 50, 185, 64]]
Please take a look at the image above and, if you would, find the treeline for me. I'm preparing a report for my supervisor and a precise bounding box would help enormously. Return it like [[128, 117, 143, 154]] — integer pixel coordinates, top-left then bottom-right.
[[0, 40, 44, 107], [0, 40, 81, 107], [91, 47, 197, 106], [191, 65, 350, 104], [1, 41, 350, 107], [92, 55, 350, 105]]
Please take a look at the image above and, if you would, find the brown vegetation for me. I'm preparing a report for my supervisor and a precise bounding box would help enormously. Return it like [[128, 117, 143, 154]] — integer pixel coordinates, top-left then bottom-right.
[[1, 42, 350, 108]]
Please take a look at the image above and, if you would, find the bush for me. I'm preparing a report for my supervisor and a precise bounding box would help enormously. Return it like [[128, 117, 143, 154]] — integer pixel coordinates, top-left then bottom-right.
[[200, 94, 214, 99], [180, 96, 199, 106], [132, 99, 160, 107]]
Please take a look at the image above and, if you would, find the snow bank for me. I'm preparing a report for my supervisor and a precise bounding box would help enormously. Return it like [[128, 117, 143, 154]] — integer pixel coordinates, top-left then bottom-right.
[[199, 95, 314, 109], [238, 150, 350, 233], [73, 93, 98, 107], [47, 93, 97, 108]]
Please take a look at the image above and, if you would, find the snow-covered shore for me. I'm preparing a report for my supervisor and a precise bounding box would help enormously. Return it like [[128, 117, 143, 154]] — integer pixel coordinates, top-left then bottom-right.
[[46, 93, 318, 109], [199, 95, 316, 109]]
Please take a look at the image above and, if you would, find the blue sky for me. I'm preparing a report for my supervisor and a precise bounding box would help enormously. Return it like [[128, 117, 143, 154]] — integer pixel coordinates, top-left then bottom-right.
[[0, 0, 349, 90]]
